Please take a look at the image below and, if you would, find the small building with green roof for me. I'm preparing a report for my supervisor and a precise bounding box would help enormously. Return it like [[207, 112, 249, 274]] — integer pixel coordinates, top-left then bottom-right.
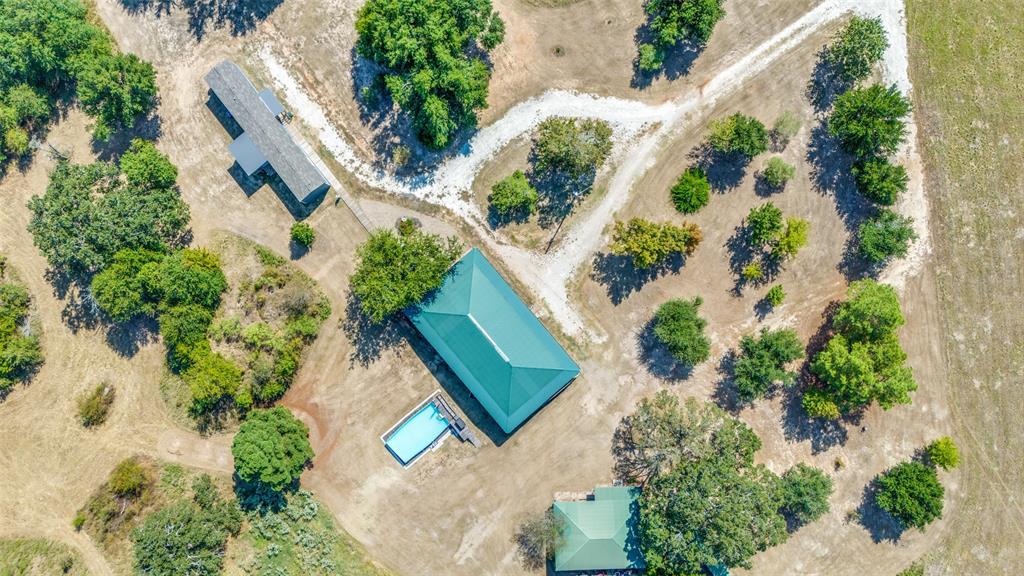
[[406, 248, 580, 434], [552, 486, 646, 573]]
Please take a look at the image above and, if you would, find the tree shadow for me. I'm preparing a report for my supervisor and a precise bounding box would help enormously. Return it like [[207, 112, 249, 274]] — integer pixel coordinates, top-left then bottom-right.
[[91, 111, 164, 162], [689, 143, 748, 193], [636, 318, 694, 382], [530, 167, 598, 231], [754, 173, 786, 197], [288, 239, 309, 260], [711, 350, 743, 414], [590, 251, 687, 306], [856, 476, 906, 543], [630, 21, 703, 89], [806, 49, 854, 113], [119, 0, 284, 40], [340, 292, 408, 368], [232, 474, 290, 513], [724, 225, 781, 295], [104, 315, 160, 358], [486, 203, 532, 230]]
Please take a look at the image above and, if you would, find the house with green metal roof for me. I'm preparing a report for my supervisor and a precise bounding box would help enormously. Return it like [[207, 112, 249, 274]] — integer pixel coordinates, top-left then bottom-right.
[[553, 486, 646, 573], [406, 248, 580, 434]]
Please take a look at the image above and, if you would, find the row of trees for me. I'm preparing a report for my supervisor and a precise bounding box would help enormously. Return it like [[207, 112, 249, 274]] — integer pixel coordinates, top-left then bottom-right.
[[824, 17, 918, 264], [0, 0, 158, 158], [0, 257, 43, 393], [355, 0, 505, 149], [614, 392, 833, 574]]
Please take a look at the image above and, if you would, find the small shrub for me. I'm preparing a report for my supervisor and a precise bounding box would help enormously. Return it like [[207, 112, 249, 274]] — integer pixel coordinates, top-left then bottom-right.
[[746, 202, 784, 246], [653, 297, 710, 366], [780, 463, 833, 525], [772, 111, 801, 147], [290, 222, 316, 248], [77, 383, 115, 427], [802, 389, 840, 419], [208, 316, 242, 342], [4, 126, 30, 155], [761, 157, 796, 188], [109, 459, 150, 498], [638, 43, 663, 72], [73, 512, 86, 531], [741, 262, 763, 282], [391, 144, 411, 168], [490, 171, 539, 217], [772, 217, 810, 259], [765, 285, 785, 307], [670, 167, 710, 214], [926, 436, 960, 470]]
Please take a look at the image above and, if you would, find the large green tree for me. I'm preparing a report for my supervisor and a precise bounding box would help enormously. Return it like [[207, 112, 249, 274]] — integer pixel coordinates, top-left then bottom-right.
[[653, 297, 710, 366], [833, 279, 904, 342], [733, 328, 804, 403], [826, 16, 888, 84], [709, 113, 769, 159], [829, 84, 911, 159], [350, 228, 463, 323], [638, 0, 725, 71], [355, 0, 505, 149], [231, 407, 314, 493], [532, 117, 614, 180], [875, 461, 944, 530], [859, 209, 917, 263], [609, 218, 702, 268]]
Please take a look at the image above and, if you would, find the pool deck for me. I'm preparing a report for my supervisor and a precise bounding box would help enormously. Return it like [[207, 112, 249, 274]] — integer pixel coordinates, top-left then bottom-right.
[[380, 390, 479, 468]]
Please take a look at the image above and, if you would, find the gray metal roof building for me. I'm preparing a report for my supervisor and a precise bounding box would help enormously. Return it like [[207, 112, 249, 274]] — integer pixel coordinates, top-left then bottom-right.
[[205, 60, 329, 204]]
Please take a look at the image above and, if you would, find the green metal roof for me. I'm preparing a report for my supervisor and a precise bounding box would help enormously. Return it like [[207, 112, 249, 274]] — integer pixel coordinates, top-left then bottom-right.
[[553, 486, 646, 572], [407, 249, 580, 433]]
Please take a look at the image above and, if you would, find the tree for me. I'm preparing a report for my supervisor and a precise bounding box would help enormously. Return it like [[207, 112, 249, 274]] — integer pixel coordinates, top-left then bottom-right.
[[653, 297, 710, 366], [27, 156, 190, 274], [772, 217, 810, 259], [609, 218, 702, 268], [780, 463, 833, 526], [810, 333, 916, 412], [859, 209, 917, 263], [746, 202, 783, 246], [75, 53, 158, 140], [183, 348, 241, 413], [875, 461, 944, 530], [131, 477, 242, 576], [638, 43, 664, 72], [733, 328, 804, 403], [853, 158, 908, 205], [643, 0, 726, 48], [119, 139, 177, 189], [761, 156, 795, 188], [829, 84, 911, 159], [232, 407, 314, 493], [926, 436, 960, 470], [0, 279, 43, 385], [147, 248, 227, 311], [772, 111, 801, 148], [826, 16, 888, 84], [489, 171, 538, 217], [355, 0, 504, 148], [513, 510, 564, 570], [708, 113, 769, 158], [801, 389, 840, 419], [765, 284, 785, 307], [290, 222, 316, 248], [670, 167, 710, 213], [833, 279, 904, 342], [90, 248, 164, 322], [350, 228, 463, 323], [532, 117, 614, 180]]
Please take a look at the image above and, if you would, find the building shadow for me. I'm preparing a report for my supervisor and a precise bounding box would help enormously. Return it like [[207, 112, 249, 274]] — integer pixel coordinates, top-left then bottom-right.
[[635, 318, 694, 382], [856, 476, 906, 543], [591, 251, 687, 306], [630, 21, 703, 89], [119, 0, 284, 40]]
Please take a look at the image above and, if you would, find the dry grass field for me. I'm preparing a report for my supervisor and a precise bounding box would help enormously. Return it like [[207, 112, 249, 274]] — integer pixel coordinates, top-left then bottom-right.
[[0, 0, 1019, 574]]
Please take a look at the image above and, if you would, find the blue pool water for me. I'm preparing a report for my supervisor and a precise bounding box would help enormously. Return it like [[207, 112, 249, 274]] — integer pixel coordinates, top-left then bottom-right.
[[385, 402, 450, 465]]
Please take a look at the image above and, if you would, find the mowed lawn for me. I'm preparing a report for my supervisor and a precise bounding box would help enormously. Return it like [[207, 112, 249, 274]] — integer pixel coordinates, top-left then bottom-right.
[[907, 1, 1024, 572]]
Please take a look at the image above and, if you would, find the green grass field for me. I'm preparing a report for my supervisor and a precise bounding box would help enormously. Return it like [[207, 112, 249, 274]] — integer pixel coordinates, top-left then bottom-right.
[[0, 538, 86, 576], [907, 1, 1024, 572]]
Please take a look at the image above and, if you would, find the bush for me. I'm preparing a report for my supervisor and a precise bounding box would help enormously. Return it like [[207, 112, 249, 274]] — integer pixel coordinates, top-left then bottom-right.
[[391, 144, 412, 167], [351, 229, 463, 323], [772, 217, 810, 259], [926, 436, 960, 470], [183, 349, 242, 414], [290, 222, 316, 248], [827, 16, 888, 84], [532, 117, 614, 179], [670, 167, 710, 213], [746, 202, 784, 246], [609, 218, 703, 268], [875, 461, 944, 530], [77, 383, 115, 427], [802, 389, 840, 419], [829, 84, 912, 159], [772, 111, 801, 147], [733, 328, 804, 402], [159, 305, 214, 351], [148, 248, 227, 311], [119, 139, 178, 189], [761, 157, 795, 188], [643, 0, 726, 49], [355, 0, 504, 148], [490, 171, 539, 217], [780, 463, 833, 525], [708, 113, 769, 158], [653, 297, 710, 366], [232, 407, 314, 493], [638, 43, 664, 72], [859, 209, 917, 263], [109, 459, 150, 498], [765, 284, 785, 307], [741, 262, 763, 282], [853, 158, 908, 205], [4, 126, 29, 155]]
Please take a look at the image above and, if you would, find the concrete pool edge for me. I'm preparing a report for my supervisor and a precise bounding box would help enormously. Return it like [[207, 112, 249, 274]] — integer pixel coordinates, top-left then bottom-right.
[[380, 390, 453, 469]]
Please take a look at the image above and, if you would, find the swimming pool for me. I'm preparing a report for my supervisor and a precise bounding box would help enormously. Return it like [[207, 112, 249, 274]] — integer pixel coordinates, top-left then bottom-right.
[[383, 400, 451, 466]]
